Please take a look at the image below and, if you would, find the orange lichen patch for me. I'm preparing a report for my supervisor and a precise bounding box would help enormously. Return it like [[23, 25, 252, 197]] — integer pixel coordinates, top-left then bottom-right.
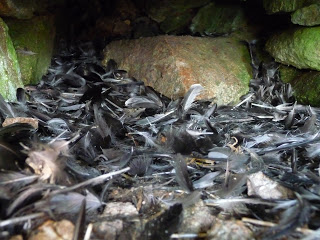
[[2, 117, 38, 129]]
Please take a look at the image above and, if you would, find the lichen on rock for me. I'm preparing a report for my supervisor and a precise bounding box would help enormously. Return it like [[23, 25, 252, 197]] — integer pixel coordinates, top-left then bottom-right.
[[0, 17, 23, 101]]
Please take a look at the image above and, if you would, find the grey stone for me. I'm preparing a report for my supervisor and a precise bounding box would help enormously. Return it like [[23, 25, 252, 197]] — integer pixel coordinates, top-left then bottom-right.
[[103, 35, 251, 105]]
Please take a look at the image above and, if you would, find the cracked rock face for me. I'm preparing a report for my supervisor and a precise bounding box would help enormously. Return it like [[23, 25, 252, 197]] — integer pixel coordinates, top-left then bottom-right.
[[103, 35, 251, 105]]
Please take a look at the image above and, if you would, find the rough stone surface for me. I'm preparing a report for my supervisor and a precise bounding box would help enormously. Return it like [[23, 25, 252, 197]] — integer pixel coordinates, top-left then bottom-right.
[[28, 219, 74, 240], [263, 0, 312, 14], [291, 4, 320, 26], [179, 200, 215, 233], [103, 35, 251, 105], [190, 2, 248, 36], [103, 202, 138, 217], [159, 10, 194, 34], [5, 15, 56, 85], [145, 0, 209, 23], [247, 171, 294, 199], [289, 71, 320, 106], [0, 0, 48, 19], [0, 17, 23, 101], [265, 27, 320, 71], [93, 220, 124, 240], [208, 219, 253, 240]]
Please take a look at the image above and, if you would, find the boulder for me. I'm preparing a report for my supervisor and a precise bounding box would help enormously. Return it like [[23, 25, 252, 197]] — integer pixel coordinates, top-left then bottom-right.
[[103, 35, 251, 105], [5, 15, 55, 85], [0, 17, 23, 101], [145, 0, 209, 23], [265, 27, 320, 71], [190, 2, 248, 36], [0, 0, 49, 19], [145, 0, 210, 34], [291, 3, 320, 26], [263, 0, 313, 14], [286, 70, 320, 106]]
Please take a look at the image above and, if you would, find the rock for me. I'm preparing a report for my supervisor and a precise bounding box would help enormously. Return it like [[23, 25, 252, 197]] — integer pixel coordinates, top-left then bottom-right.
[[263, 0, 311, 14], [4, 15, 56, 85], [265, 27, 320, 71], [207, 219, 253, 240], [145, 0, 209, 23], [160, 10, 194, 34], [28, 219, 74, 240], [2, 117, 38, 128], [0, 17, 23, 101], [102, 202, 138, 217], [291, 4, 320, 26], [247, 171, 294, 199], [103, 35, 251, 105], [179, 200, 215, 233], [288, 70, 320, 106], [0, 0, 49, 19], [93, 220, 124, 240], [190, 2, 248, 36]]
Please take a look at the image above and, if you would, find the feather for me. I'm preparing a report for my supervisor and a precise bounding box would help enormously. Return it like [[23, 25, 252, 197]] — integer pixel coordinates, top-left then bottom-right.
[[0, 93, 16, 118], [173, 154, 194, 192], [261, 194, 311, 240], [193, 171, 221, 189], [125, 96, 162, 109], [73, 199, 86, 240], [181, 84, 204, 114]]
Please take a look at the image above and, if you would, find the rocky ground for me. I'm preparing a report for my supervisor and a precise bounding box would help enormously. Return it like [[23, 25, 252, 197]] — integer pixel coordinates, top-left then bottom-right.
[[0, 42, 320, 240]]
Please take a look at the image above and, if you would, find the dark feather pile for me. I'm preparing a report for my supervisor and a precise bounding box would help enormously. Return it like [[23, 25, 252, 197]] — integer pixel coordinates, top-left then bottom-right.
[[1, 41, 320, 239]]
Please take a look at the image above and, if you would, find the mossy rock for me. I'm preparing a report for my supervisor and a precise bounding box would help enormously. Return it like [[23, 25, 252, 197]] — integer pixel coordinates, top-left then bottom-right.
[[290, 71, 320, 106], [190, 2, 248, 36], [145, 0, 210, 23], [160, 10, 194, 34], [263, 0, 316, 14], [5, 15, 55, 85], [291, 3, 320, 26], [0, 17, 23, 101], [0, 0, 49, 19], [265, 27, 320, 71]]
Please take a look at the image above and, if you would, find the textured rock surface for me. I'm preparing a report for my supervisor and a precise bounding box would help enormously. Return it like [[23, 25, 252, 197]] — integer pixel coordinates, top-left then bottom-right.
[[289, 71, 320, 106], [5, 15, 55, 85], [247, 171, 294, 199], [265, 27, 320, 71], [208, 219, 253, 240], [190, 2, 247, 36], [0, 17, 23, 101], [28, 220, 74, 240], [103, 35, 251, 105], [0, 0, 48, 19], [263, 0, 311, 14], [146, 0, 209, 23], [291, 4, 320, 26], [145, 0, 209, 34], [179, 200, 215, 233]]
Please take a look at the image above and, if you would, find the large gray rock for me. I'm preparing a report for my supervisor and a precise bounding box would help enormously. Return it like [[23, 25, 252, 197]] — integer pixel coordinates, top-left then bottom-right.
[[291, 3, 320, 26], [0, 17, 23, 101], [103, 35, 251, 105], [265, 27, 320, 71]]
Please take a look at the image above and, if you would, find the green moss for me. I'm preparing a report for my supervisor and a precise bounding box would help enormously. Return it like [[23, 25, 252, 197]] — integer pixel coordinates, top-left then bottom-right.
[[146, 0, 210, 23], [291, 4, 320, 26], [160, 10, 194, 34], [190, 2, 248, 36], [266, 27, 320, 70], [291, 71, 320, 106], [5, 15, 55, 85], [0, 18, 23, 101]]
